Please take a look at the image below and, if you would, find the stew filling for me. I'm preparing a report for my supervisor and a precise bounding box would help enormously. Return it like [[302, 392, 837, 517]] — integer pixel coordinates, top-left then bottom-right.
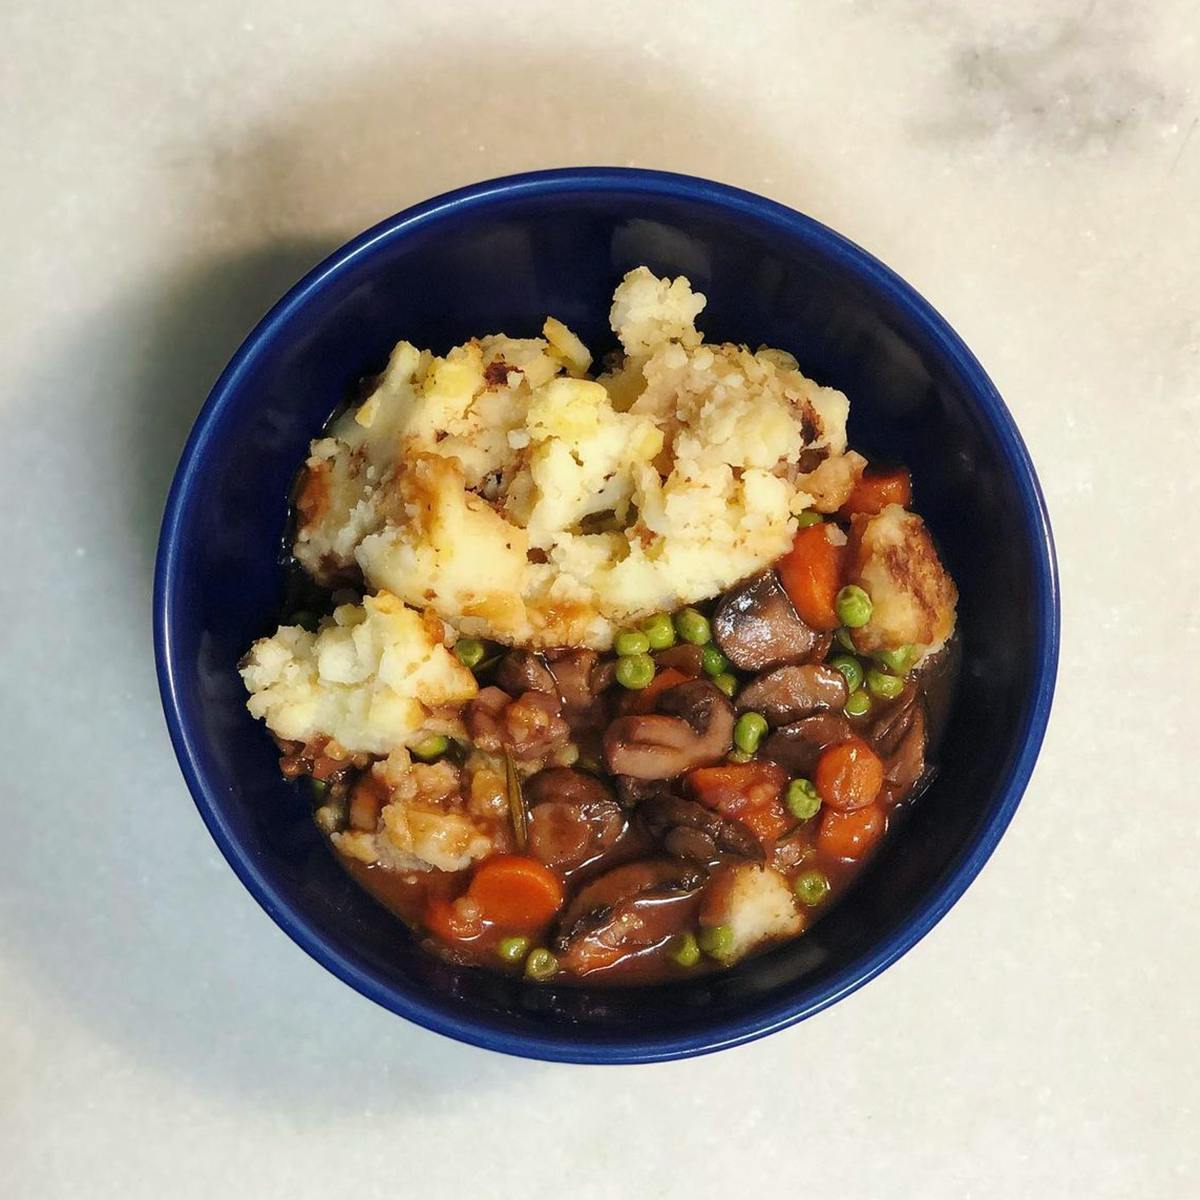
[[311, 560, 957, 985]]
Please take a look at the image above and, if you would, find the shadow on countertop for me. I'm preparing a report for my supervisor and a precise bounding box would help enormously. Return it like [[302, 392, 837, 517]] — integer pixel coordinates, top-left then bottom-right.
[[128, 239, 341, 580], [1, 36, 817, 1115]]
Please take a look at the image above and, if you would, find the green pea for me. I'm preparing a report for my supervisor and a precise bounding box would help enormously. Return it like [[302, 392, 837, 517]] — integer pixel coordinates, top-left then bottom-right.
[[712, 672, 738, 699], [701, 645, 729, 677], [844, 690, 872, 718], [497, 936, 531, 964], [875, 644, 916, 675], [615, 653, 655, 690], [524, 948, 559, 981], [867, 669, 905, 700], [795, 510, 824, 528], [834, 627, 858, 653], [615, 628, 651, 657], [674, 607, 712, 645], [640, 612, 677, 651], [835, 585, 873, 629], [830, 655, 865, 693], [306, 776, 329, 800], [454, 637, 486, 669], [727, 749, 754, 764], [410, 734, 450, 761], [697, 924, 736, 961], [668, 931, 702, 968], [734, 711, 768, 754], [786, 777, 821, 820], [289, 610, 319, 632], [794, 869, 831, 907]]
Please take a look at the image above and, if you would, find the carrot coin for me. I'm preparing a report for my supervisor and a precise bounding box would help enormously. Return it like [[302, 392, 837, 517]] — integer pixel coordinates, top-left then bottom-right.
[[814, 736, 885, 811], [466, 855, 565, 932], [424, 896, 484, 942], [817, 804, 885, 861]]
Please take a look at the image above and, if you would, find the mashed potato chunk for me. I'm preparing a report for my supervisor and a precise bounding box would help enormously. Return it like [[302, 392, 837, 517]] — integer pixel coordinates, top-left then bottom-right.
[[335, 805, 494, 873], [240, 591, 478, 755], [848, 504, 958, 661], [700, 863, 805, 962], [291, 267, 856, 649], [332, 759, 496, 873]]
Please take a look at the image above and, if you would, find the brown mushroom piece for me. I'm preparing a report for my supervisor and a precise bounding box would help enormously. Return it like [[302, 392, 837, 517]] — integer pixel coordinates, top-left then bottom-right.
[[553, 859, 707, 976], [736, 663, 849, 726], [603, 679, 735, 780], [613, 774, 661, 809], [760, 712, 852, 776], [525, 767, 625, 871], [544, 648, 613, 735], [652, 643, 707, 677], [544, 649, 599, 708], [882, 706, 927, 799], [868, 683, 920, 756], [494, 650, 556, 697], [712, 570, 821, 671], [591, 658, 618, 693], [638, 792, 762, 863]]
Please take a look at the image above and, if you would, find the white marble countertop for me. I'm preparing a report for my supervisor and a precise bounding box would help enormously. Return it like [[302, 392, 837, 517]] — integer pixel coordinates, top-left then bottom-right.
[[3, 2, 1197, 1196]]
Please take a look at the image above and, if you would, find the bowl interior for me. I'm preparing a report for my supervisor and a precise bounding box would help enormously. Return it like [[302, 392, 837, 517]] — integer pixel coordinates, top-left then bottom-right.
[[158, 173, 1054, 1061]]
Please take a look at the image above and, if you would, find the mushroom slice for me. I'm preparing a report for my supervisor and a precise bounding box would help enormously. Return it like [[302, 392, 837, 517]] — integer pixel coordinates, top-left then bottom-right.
[[638, 792, 762, 863], [736, 663, 849, 726], [652, 644, 706, 677], [882, 707, 927, 800], [494, 650, 556, 697], [712, 571, 820, 671], [760, 713, 852, 776], [525, 767, 625, 871], [554, 859, 706, 975], [603, 680, 735, 780], [868, 685, 919, 757]]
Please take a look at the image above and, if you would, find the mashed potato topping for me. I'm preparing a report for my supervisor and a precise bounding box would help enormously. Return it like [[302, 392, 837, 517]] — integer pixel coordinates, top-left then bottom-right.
[[239, 591, 477, 755], [292, 267, 856, 649]]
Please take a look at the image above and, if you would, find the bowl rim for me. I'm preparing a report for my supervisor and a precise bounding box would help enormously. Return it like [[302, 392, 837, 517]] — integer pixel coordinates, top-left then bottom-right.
[[154, 166, 1059, 1064]]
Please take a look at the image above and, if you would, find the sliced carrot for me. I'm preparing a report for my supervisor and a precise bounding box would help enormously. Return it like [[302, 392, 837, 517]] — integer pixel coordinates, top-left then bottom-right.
[[738, 800, 793, 844], [688, 762, 791, 844], [688, 761, 787, 809], [466, 854, 564, 931], [624, 667, 690, 715], [840, 468, 911, 517], [776, 523, 844, 631], [424, 896, 484, 942], [814, 736, 885, 812], [817, 804, 885, 861]]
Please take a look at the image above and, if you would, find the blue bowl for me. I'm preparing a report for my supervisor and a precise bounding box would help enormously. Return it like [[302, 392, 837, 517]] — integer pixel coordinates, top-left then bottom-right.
[[154, 168, 1058, 1063]]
